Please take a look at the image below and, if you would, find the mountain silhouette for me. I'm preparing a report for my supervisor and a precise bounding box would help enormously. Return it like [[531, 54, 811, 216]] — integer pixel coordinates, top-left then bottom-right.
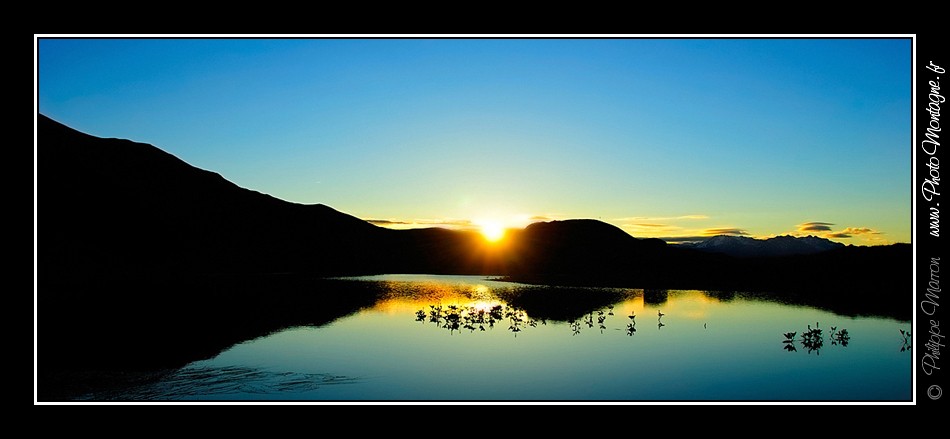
[[36, 114, 912, 400], [37, 113, 909, 292], [681, 234, 846, 258], [39, 113, 396, 278], [38, 114, 401, 398], [503, 219, 688, 286]]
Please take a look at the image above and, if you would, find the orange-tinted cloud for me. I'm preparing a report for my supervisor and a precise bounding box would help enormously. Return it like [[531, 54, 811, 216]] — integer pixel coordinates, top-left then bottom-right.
[[827, 227, 882, 239], [616, 215, 709, 222], [797, 222, 835, 232], [367, 219, 412, 225], [661, 236, 713, 243], [702, 228, 749, 236], [365, 218, 474, 229], [842, 227, 880, 235]]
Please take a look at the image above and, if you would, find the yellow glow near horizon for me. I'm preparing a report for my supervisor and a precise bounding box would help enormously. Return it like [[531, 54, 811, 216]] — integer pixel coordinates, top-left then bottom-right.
[[474, 214, 533, 243], [479, 220, 506, 242]]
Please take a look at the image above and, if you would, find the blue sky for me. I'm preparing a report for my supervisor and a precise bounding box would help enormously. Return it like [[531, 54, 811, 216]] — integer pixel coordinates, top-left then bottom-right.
[[36, 37, 912, 244]]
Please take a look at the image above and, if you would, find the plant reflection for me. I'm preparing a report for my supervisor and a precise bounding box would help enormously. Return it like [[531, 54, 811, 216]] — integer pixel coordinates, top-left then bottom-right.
[[781, 322, 852, 355], [782, 331, 797, 351], [415, 303, 546, 336], [899, 328, 912, 352], [416, 303, 626, 337], [829, 326, 850, 347]]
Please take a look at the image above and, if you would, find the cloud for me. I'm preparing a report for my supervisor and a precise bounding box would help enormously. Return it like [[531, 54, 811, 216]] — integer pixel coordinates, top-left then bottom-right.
[[616, 214, 709, 222], [797, 222, 835, 232], [841, 227, 881, 235], [702, 228, 749, 236], [786, 221, 889, 244], [427, 219, 473, 227], [826, 232, 852, 239], [826, 227, 883, 239], [365, 218, 475, 229], [619, 222, 685, 236], [367, 219, 412, 225], [659, 236, 711, 243], [627, 223, 748, 242], [615, 215, 710, 239]]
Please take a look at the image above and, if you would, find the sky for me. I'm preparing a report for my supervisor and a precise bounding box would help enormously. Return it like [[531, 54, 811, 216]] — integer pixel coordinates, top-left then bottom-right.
[[35, 36, 913, 245]]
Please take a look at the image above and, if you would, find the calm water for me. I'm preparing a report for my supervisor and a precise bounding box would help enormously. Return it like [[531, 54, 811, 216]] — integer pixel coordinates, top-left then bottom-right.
[[83, 274, 913, 401]]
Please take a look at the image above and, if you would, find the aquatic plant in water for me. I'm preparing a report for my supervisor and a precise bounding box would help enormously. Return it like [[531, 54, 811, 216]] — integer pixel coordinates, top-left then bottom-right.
[[781, 322, 852, 354]]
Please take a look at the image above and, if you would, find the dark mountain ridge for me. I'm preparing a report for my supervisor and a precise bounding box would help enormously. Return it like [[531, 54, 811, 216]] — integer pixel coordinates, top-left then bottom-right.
[[680, 234, 846, 258], [36, 112, 911, 295], [39, 114, 395, 279], [35, 114, 912, 400]]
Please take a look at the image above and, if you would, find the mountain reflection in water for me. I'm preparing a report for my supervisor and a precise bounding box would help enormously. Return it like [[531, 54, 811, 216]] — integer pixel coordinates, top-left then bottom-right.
[[66, 275, 913, 401], [76, 365, 362, 401]]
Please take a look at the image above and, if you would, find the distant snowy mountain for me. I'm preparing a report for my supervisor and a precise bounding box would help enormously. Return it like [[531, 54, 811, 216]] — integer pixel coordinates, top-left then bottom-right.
[[680, 235, 845, 257]]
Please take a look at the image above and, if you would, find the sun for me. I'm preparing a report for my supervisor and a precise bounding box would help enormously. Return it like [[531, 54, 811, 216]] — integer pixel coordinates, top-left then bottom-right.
[[479, 220, 506, 242]]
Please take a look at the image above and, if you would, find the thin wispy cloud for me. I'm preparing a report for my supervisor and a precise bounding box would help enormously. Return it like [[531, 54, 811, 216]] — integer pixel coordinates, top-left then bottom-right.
[[368, 214, 575, 230], [827, 227, 883, 239], [786, 221, 890, 244], [841, 227, 881, 235], [365, 218, 475, 229], [615, 215, 712, 240], [702, 228, 749, 236], [659, 236, 712, 243], [619, 223, 685, 236], [618, 216, 752, 243], [367, 219, 412, 225], [797, 222, 835, 232], [616, 215, 709, 222]]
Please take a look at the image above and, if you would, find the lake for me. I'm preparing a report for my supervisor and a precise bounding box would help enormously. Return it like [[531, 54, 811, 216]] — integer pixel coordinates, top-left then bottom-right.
[[77, 274, 913, 402]]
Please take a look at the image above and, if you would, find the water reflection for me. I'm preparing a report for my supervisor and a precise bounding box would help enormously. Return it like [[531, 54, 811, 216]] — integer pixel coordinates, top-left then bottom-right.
[[414, 303, 543, 336], [58, 275, 913, 401], [643, 288, 669, 305], [781, 323, 854, 355], [404, 288, 905, 359], [899, 328, 912, 352], [412, 300, 686, 338], [77, 365, 361, 401], [626, 322, 637, 336], [829, 327, 851, 347]]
